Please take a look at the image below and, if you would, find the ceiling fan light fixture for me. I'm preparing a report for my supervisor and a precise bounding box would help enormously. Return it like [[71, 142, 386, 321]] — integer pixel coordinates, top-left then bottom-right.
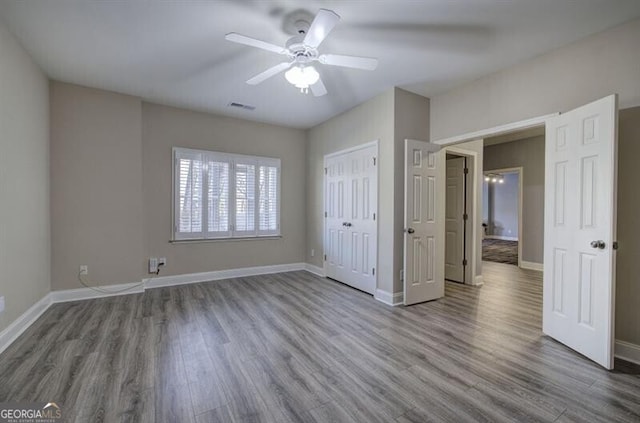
[[285, 65, 319, 93]]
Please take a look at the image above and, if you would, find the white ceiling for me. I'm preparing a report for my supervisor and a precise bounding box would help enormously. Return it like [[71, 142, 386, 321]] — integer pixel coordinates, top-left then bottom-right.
[[1, 1, 639, 129]]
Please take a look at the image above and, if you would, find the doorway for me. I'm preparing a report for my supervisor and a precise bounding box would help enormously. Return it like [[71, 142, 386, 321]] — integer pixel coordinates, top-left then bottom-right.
[[421, 94, 619, 369], [444, 154, 469, 283], [482, 167, 523, 267], [443, 145, 479, 287]]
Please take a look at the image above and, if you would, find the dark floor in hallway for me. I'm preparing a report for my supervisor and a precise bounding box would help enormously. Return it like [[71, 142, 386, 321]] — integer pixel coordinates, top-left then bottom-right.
[[482, 238, 519, 265]]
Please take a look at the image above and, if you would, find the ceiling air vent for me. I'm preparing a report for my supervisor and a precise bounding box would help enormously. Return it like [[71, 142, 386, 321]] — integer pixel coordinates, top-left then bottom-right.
[[227, 102, 256, 111]]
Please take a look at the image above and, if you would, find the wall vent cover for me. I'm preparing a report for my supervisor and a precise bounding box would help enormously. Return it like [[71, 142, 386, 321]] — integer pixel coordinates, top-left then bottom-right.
[[227, 102, 256, 111]]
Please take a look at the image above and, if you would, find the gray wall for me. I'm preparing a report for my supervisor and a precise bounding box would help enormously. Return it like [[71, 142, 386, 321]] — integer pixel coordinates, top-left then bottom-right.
[[0, 23, 50, 332], [616, 106, 640, 346], [431, 18, 640, 141], [307, 89, 396, 295], [50, 82, 144, 290], [143, 102, 306, 277], [306, 88, 429, 297], [487, 172, 519, 239], [49, 82, 306, 290], [393, 89, 431, 293], [484, 136, 544, 263]]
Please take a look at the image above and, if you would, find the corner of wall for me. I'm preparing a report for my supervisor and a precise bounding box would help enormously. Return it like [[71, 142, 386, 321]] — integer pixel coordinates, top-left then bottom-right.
[[0, 21, 51, 334]]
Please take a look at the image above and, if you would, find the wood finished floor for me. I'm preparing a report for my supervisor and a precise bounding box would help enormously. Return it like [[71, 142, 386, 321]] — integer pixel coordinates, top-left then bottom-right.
[[1, 261, 639, 422]]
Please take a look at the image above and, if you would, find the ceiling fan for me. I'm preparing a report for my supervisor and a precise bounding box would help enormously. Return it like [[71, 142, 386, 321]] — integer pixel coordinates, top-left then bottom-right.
[[225, 8, 378, 97]]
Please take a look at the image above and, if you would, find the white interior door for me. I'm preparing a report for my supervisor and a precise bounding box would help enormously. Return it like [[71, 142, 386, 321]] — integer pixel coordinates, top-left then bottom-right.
[[404, 139, 444, 305], [345, 145, 378, 294], [543, 94, 618, 369], [324, 143, 378, 295], [445, 156, 466, 283], [325, 154, 348, 283]]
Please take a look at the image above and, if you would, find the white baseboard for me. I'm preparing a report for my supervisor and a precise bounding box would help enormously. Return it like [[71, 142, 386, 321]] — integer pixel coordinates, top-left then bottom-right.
[[304, 263, 325, 277], [486, 235, 519, 241], [0, 262, 318, 356], [615, 340, 640, 365], [144, 262, 305, 289], [374, 289, 403, 306], [50, 282, 145, 303], [0, 294, 52, 355], [520, 261, 544, 271], [471, 275, 484, 286]]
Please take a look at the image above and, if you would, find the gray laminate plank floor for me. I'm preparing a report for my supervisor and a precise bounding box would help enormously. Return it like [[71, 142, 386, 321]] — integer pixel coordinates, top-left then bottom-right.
[[1, 261, 639, 422]]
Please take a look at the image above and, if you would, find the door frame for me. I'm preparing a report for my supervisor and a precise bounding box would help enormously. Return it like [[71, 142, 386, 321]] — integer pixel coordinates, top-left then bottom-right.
[[432, 113, 559, 286], [431, 102, 620, 368], [483, 166, 524, 269], [323, 140, 379, 291], [442, 146, 479, 286]]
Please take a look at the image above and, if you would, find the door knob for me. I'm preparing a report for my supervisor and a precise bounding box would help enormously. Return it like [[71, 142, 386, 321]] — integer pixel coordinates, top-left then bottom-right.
[[345, 222, 352, 227], [342, 222, 348, 227], [405, 228, 415, 234], [590, 240, 605, 249]]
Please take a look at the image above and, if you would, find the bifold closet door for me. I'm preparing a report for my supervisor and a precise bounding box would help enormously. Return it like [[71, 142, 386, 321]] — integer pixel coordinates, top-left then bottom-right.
[[325, 144, 377, 295]]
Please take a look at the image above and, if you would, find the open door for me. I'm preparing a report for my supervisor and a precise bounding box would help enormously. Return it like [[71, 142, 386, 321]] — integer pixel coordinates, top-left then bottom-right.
[[404, 139, 444, 305], [543, 95, 618, 369], [445, 156, 466, 283]]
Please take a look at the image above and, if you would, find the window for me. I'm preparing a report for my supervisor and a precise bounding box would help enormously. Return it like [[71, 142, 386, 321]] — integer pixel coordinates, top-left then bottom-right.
[[173, 147, 280, 240]]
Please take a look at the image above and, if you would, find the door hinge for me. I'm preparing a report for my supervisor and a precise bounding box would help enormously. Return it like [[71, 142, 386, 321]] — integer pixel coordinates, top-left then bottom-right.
[[324, 211, 327, 218], [324, 254, 327, 261], [373, 157, 377, 165], [463, 213, 468, 221], [613, 241, 619, 250], [462, 259, 468, 266], [373, 213, 376, 221], [324, 167, 328, 174], [464, 167, 469, 174], [372, 267, 375, 275]]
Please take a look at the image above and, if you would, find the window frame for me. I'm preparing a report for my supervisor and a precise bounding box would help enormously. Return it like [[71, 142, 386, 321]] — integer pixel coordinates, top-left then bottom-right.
[[172, 147, 281, 241]]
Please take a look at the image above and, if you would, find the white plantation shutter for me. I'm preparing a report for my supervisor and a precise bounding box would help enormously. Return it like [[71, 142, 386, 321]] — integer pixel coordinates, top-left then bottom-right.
[[234, 161, 256, 234], [207, 160, 231, 237], [258, 161, 280, 235], [174, 151, 204, 239], [173, 148, 280, 240]]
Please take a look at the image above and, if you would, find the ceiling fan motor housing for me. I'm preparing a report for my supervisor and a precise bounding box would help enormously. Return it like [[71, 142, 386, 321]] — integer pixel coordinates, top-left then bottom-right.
[[285, 35, 317, 63]]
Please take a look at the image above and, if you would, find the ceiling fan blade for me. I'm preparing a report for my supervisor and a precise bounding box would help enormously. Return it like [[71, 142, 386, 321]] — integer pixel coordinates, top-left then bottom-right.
[[311, 77, 327, 97], [318, 54, 378, 71], [303, 9, 340, 48], [246, 62, 292, 85], [225, 33, 288, 55]]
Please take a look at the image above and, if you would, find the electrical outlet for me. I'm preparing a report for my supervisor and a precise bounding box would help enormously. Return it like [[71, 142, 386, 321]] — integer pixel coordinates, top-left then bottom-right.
[[79, 265, 88, 275], [311, 249, 315, 257], [0, 296, 5, 314], [149, 257, 158, 274]]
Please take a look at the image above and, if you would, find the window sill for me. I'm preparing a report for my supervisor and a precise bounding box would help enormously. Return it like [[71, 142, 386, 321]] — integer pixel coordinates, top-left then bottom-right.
[[169, 235, 282, 244]]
